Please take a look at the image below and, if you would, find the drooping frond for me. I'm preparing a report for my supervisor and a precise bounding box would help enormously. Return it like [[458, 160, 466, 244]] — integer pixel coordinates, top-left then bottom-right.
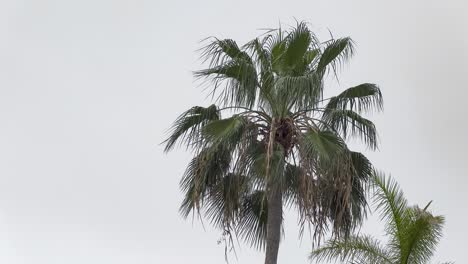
[[315, 150, 365, 239], [164, 105, 220, 152], [322, 109, 378, 150], [204, 173, 250, 229], [283, 163, 306, 206], [237, 190, 269, 250], [309, 235, 393, 264], [350, 151, 374, 183], [179, 144, 232, 217], [251, 143, 286, 186], [347, 151, 373, 225], [316, 37, 354, 77], [325, 83, 383, 113]]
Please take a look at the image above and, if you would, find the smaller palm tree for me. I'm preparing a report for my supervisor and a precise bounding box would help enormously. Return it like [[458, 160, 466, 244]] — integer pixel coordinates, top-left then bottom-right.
[[309, 171, 451, 264]]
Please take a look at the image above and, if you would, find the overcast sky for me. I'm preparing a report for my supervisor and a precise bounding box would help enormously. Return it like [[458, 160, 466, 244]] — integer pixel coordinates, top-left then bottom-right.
[[0, 0, 467, 263]]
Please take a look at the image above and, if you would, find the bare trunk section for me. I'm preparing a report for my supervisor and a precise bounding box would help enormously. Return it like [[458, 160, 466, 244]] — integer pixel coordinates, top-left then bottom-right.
[[264, 189, 282, 264]]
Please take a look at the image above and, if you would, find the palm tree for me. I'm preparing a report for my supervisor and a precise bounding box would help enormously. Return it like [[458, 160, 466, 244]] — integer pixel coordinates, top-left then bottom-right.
[[310, 172, 450, 264], [164, 22, 383, 264]]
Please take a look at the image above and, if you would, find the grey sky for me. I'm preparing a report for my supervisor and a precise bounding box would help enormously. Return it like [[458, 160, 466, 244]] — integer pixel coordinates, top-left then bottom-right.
[[0, 0, 466, 263]]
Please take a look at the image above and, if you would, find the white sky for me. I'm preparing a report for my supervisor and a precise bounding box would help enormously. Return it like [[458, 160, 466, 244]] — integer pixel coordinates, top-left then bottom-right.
[[0, 0, 467, 263]]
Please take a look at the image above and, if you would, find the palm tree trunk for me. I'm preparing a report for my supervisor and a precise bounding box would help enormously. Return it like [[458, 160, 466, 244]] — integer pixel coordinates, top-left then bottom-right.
[[264, 189, 282, 264]]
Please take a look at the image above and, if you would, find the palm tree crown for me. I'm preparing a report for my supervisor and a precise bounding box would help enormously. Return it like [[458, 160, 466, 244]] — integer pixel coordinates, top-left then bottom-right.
[[310, 172, 449, 264], [164, 22, 383, 264]]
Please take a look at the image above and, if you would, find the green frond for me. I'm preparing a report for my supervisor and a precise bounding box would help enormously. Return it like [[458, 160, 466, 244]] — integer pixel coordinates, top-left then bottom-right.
[[283, 163, 318, 239], [282, 22, 312, 74], [310, 172, 447, 264], [203, 115, 249, 147], [164, 105, 220, 152], [275, 73, 322, 112], [204, 173, 250, 229], [347, 151, 373, 225], [371, 171, 408, 252], [200, 38, 251, 66], [350, 151, 373, 182], [270, 35, 287, 75], [304, 49, 320, 66], [195, 58, 258, 108], [314, 149, 370, 239], [300, 129, 346, 162], [202, 115, 259, 180], [326, 83, 383, 113], [244, 38, 275, 105], [237, 190, 269, 250], [179, 144, 232, 217], [401, 207, 445, 264], [309, 235, 392, 264], [316, 37, 354, 77], [251, 143, 286, 185], [322, 109, 378, 150], [283, 163, 304, 206]]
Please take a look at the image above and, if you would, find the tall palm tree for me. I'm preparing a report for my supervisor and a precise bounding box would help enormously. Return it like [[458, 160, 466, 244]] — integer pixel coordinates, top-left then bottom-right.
[[310, 172, 450, 264], [164, 22, 383, 264]]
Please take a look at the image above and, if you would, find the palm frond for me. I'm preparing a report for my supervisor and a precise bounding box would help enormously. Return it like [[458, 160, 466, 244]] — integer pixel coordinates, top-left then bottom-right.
[[304, 49, 320, 66], [299, 129, 346, 162], [204, 173, 250, 229], [316, 37, 354, 77], [269, 31, 287, 75], [283, 163, 305, 206], [347, 151, 373, 225], [244, 38, 275, 106], [251, 143, 286, 186], [325, 83, 383, 113], [203, 115, 248, 146], [309, 235, 392, 264], [195, 58, 258, 108], [315, 150, 365, 239], [371, 171, 408, 253], [179, 144, 232, 217], [237, 190, 270, 250], [401, 206, 445, 264], [322, 109, 378, 150], [275, 73, 322, 113], [282, 22, 312, 74], [200, 38, 251, 66], [163, 105, 220, 152]]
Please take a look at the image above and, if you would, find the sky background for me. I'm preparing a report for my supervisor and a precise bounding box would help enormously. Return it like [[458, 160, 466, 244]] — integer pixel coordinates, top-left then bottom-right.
[[0, 0, 467, 263]]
